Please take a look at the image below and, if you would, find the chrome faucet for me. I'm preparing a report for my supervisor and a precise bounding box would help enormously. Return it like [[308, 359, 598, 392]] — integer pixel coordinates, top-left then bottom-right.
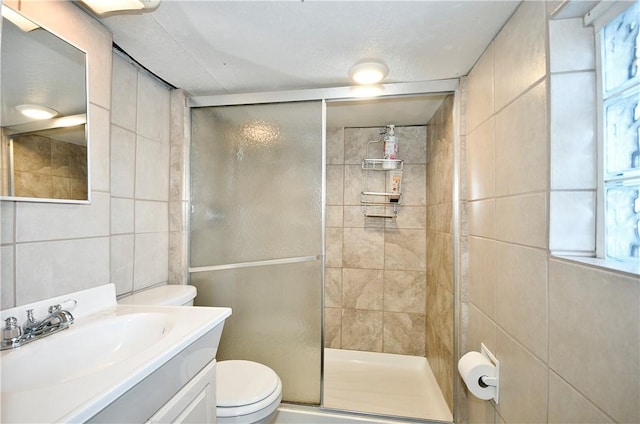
[[1, 301, 76, 350]]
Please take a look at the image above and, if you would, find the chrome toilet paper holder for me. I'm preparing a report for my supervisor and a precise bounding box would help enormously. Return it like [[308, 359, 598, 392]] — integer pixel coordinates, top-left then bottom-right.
[[480, 343, 500, 403]]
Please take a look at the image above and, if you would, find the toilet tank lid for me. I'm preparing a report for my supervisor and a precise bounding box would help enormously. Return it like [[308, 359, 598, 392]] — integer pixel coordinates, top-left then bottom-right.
[[118, 285, 197, 306]]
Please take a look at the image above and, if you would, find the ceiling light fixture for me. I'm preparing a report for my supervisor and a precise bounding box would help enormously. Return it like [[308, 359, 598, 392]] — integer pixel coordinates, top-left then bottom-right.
[[1, 5, 39, 32], [78, 0, 160, 15], [16, 104, 58, 120], [348, 61, 389, 85]]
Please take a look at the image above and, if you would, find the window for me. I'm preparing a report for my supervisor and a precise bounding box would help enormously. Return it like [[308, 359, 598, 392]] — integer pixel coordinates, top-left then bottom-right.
[[599, 1, 640, 263]]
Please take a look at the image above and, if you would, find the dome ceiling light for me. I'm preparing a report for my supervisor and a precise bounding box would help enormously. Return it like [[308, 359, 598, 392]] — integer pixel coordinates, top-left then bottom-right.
[[16, 104, 58, 120], [348, 61, 389, 85]]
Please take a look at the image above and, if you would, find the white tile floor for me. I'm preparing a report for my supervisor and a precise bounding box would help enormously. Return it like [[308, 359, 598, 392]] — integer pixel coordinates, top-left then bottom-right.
[[322, 349, 452, 422]]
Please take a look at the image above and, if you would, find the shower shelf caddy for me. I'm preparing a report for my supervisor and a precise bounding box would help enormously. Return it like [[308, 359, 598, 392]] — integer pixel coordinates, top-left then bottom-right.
[[361, 158, 403, 219]]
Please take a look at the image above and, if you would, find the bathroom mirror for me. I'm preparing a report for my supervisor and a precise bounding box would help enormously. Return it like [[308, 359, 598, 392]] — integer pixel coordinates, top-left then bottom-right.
[[0, 7, 89, 202]]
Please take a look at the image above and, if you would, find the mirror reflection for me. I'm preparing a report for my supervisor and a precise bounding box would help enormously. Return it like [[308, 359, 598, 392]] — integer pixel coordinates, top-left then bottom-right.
[[1, 7, 89, 202]]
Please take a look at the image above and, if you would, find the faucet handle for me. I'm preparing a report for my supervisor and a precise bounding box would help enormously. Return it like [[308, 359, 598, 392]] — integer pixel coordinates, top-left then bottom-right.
[[48, 304, 62, 314], [25, 309, 36, 325], [2, 317, 22, 343]]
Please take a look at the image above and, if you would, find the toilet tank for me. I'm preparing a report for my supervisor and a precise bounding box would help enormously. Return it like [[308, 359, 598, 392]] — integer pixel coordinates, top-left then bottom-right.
[[118, 285, 197, 306]]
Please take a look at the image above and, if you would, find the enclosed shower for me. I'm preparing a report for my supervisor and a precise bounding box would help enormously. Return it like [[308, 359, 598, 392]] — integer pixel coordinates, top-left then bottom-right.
[[188, 92, 456, 423]]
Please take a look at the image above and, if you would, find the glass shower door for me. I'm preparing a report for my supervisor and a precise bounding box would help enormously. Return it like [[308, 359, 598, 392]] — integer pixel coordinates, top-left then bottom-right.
[[189, 101, 323, 405]]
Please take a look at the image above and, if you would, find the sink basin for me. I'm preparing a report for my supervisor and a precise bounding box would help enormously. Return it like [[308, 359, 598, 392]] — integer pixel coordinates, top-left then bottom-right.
[[1, 312, 170, 392], [0, 284, 231, 423]]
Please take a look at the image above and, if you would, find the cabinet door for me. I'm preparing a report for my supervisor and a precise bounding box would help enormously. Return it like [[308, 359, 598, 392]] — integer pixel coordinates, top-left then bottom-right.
[[147, 360, 217, 424]]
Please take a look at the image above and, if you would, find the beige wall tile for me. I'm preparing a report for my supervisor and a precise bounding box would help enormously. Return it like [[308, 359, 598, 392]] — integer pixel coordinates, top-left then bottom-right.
[[324, 267, 342, 308], [383, 312, 425, 355], [548, 371, 614, 424], [325, 227, 343, 268], [343, 227, 384, 269], [401, 165, 427, 206], [468, 199, 495, 238], [324, 307, 342, 348], [493, 0, 547, 111], [344, 127, 384, 165], [385, 206, 426, 230], [326, 127, 344, 165], [495, 80, 548, 196], [469, 236, 496, 319], [395, 126, 427, 164], [326, 165, 344, 206], [342, 309, 383, 352], [495, 193, 548, 248], [467, 303, 497, 357], [549, 259, 640, 423], [496, 243, 548, 360], [343, 206, 385, 229], [342, 268, 383, 310], [467, 118, 495, 201], [384, 270, 426, 313], [325, 205, 343, 228], [496, 329, 548, 424], [384, 229, 426, 271], [465, 44, 494, 133]]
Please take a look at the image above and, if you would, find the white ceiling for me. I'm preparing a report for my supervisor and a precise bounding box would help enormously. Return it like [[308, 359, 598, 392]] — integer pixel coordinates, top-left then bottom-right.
[[96, 1, 522, 126]]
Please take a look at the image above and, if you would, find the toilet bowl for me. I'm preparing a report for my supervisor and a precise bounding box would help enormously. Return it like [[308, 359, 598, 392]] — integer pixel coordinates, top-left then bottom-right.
[[118, 285, 282, 424]]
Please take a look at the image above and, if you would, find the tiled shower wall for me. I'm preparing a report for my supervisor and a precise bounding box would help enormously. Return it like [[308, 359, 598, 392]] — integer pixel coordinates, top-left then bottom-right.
[[425, 95, 455, 410], [11, 134, 87, 200], [324, 125, 428, 356]]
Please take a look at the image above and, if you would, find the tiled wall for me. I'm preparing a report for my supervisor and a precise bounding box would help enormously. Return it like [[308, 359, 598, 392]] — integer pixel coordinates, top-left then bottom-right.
[[109, 52, 173, 296], [324, 126, 428, 356], [0, 1, 174, 308], [426, 95, 455, 410], [11, 134, 87, 200], [462, 2, 639, 423]]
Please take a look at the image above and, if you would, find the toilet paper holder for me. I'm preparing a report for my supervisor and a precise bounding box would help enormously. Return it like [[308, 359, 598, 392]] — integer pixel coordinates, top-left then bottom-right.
[[479, 343, 499, 399], [459, 343, 500, 404]]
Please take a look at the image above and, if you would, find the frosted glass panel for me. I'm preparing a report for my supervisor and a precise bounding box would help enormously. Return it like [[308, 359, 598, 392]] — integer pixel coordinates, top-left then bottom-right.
[[190, 102, 323, 267], [605, 182, 640, 261], [189, 101, 323, 405], [605, 90, 640, 174], [191, 261, 322, 404], [602, 1, 639, 94]]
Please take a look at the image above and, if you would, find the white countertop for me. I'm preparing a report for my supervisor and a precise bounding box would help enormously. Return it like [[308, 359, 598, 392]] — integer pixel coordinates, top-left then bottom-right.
[[0, 284, 231, 423]]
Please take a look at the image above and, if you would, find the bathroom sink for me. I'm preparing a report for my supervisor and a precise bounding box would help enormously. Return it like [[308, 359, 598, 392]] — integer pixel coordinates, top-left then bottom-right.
[[1, 312, 170, 392], [0, 284, 231, 423]]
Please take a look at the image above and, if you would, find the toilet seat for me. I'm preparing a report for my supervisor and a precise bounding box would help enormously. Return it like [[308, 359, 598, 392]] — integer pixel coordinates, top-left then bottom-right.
[[217, 360, 282, 420]]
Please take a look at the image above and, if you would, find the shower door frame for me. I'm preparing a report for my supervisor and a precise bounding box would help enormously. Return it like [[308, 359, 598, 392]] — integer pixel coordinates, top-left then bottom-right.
[[186, 79, 462, 422]]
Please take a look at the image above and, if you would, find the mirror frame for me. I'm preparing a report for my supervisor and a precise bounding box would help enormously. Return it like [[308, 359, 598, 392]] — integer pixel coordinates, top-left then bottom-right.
[[0, 6, 91, 204]]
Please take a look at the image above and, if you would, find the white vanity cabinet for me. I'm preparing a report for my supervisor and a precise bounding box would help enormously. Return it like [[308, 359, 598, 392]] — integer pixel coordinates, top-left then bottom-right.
[[147, 360, 217, 424]]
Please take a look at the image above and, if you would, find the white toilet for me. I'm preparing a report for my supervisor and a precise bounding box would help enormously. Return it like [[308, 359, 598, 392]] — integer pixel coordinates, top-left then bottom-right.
[[118, 285, 283, 424]]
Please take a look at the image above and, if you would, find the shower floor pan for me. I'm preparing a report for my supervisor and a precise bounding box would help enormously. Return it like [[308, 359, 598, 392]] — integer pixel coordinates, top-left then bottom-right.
[[322, 348, 452, 422]]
